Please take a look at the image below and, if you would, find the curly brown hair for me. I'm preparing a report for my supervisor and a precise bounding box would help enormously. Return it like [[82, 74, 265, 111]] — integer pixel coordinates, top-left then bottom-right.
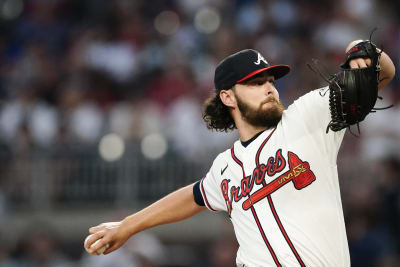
[[202, 93, 235, 132]]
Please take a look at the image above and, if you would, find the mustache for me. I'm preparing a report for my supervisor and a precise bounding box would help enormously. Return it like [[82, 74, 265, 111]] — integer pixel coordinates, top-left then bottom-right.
[[260, 96, 278, 105]]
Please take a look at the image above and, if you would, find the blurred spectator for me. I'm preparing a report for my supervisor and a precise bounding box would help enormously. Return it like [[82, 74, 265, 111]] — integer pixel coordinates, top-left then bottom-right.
[[377, 157, 400, 254], [359, 90, 400, 161], [108, 97, 165, 141], [67, 101, 104, 143], [126, 232, 166, 267], [0, 234, 17, 267], [208, 235, 238, 267], [83, 34, 138, 83], [165, 94, 237, 161], [347, 213, 398, 267], [12, 223, 74, 267]]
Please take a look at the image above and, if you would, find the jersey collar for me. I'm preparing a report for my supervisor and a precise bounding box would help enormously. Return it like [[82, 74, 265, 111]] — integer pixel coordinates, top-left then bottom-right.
[[240, 130, 266, 147]]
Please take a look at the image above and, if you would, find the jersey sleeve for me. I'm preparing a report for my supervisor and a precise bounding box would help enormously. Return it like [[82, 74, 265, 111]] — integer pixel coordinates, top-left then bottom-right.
[[198, 156, 228, 213], [286, 87, 346, 163]]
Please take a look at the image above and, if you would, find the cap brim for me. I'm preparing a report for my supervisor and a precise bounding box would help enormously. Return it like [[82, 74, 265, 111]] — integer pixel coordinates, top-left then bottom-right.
[[237, 65, 291, 83]]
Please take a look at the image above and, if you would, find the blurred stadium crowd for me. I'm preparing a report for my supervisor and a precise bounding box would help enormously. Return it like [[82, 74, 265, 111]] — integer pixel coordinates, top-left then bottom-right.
[[0, 0, 399, 266]]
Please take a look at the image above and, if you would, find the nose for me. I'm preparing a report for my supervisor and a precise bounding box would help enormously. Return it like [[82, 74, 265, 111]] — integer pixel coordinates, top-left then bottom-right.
[[264, 81, 275, 95]]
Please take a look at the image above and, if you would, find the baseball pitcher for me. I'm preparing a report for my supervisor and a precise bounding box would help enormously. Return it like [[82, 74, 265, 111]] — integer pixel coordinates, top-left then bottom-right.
[[85, 39, 395, 266]]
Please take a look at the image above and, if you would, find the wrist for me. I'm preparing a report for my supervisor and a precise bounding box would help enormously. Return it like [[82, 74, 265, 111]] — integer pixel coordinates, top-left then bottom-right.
[[121, 214, 140, 236]]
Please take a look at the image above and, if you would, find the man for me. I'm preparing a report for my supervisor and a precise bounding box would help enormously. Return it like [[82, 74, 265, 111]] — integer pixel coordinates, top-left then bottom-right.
[[85, 40, 395, 266]]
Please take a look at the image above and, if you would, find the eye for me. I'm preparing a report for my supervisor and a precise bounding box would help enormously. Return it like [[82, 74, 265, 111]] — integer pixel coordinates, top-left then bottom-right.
[[257, 81, 265, 86]]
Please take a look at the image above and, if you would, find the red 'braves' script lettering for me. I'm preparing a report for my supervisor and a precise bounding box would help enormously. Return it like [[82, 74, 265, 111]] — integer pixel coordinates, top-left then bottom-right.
[[221, 149, 286, 216]]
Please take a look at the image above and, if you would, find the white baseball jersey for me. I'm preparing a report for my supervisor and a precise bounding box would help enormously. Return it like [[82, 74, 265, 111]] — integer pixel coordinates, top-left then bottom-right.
[[199, 88, 350, 267]]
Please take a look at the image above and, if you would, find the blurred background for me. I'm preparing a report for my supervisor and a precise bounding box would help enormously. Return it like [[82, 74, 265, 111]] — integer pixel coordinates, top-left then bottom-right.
[[0, 0, 399, 266]]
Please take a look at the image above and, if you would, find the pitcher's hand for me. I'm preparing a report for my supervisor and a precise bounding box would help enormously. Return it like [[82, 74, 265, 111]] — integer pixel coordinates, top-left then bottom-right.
[[85, 221, 131, 255], [349, 58, 371, 69]]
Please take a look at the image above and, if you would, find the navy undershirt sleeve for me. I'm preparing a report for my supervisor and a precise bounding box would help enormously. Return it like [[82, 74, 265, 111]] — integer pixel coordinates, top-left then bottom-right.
[[193, 180, 205, 206]]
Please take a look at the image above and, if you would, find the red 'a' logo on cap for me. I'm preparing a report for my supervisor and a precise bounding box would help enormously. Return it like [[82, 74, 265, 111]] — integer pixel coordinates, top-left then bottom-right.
[[254, 53, 268, 65]]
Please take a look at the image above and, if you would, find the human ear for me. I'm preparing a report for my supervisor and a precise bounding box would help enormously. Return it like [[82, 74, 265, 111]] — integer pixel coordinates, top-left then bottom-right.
[[219, 89, 236, 108]]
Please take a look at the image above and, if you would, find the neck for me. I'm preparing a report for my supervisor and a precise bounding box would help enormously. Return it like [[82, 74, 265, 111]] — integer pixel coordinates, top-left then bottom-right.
[[236, 118, 269, 141]]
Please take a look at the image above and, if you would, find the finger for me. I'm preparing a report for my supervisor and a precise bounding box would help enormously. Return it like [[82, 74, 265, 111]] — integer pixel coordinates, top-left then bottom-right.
[[85, 231, 105, 249], [365, 58, 371, 66], [103, 242, 120, 255], [84, 234, 96, 249], [89, 224, 105, 234], [90, 237, 110, 255], [349, 60, 359, 69], [356, 58, 368, 68]]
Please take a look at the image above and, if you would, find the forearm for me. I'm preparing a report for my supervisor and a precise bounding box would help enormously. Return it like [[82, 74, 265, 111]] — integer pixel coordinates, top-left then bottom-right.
[[121, 183, 206, 236], [378, 51, 395, 89]]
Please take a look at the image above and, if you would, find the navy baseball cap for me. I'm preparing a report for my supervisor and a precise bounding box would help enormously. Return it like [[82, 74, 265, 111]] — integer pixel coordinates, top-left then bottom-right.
[[214, 49, 290, 91]]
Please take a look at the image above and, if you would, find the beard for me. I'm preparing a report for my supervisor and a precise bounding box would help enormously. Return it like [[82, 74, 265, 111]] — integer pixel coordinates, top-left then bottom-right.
[[235, 94, 284, 128]]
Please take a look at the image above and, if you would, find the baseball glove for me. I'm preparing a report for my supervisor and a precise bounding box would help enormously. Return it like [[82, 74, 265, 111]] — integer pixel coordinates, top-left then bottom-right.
[[307, 38, 393, 134], [325, 40, 382, 133]]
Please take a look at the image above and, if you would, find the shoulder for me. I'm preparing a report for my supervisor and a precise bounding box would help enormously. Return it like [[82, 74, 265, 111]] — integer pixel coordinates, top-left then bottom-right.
[[285, 87, 329, 113], [210, 145, 235, 169], [293, 87, 329, 105], [280, 86, 333, 133]]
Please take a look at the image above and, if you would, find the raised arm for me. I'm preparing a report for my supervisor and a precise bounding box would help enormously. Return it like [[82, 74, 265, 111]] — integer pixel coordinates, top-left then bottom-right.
[[85, 183, 206, 255], [346, 39, 395, 90]]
